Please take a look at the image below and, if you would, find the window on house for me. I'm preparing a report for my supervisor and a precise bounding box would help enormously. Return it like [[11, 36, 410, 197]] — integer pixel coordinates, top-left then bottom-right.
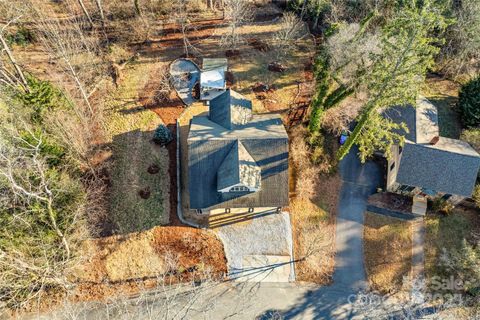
[[248, 208, 254, 213], [229, 186, 249, 192], [390, 162, 396, 171], [196, 209, 203, 215], [225, 208, 231, 213]]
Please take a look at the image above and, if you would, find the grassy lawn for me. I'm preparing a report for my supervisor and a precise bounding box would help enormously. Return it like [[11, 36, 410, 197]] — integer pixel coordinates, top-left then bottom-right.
[[104, 61, 170, 234], [425, 209, 480, 293], [423, 77, 462, 139], [364, 212, 412, 294]]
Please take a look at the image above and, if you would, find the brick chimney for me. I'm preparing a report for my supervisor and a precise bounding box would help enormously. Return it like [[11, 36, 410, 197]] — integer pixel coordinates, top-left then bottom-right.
[[430, 136, 440, 145]]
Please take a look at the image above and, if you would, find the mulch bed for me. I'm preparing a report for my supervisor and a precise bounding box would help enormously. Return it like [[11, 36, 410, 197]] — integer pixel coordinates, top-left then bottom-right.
[[304, 59, 314, 81], [147, 164, 160, 174], [138, 187, 151, 199], [225, 71, 235, 87], [225, 49, 240, 57], [252, 82, 276, 93], [268, 62, 286, 73], [368, 192, 413, 214]]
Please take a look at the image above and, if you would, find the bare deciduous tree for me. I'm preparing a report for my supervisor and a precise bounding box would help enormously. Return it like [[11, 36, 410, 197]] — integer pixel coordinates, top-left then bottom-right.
[[77, 0, 95, 29], [0, 2, 30, 93], [38, 250, 259, 320], [439, 0, 480, 79], [172, 0, 200, 57], [154, 65, 173, 103], [220, 0, 253, 51], [33, 4, 105, 116], [0, 113, 88, 309], [271, 12, 307, 58]]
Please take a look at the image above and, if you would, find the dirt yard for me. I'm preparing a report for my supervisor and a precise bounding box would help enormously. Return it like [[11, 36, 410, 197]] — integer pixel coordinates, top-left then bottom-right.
[[364, 212, 413, 294]]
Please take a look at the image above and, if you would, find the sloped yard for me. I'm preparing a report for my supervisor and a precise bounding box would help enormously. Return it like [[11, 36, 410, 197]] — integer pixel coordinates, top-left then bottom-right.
[[71, 226, 226, 302]]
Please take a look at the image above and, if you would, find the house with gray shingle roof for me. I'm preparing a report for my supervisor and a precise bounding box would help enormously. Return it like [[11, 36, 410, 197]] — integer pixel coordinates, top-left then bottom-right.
[[382, 97, 480, 206], [187, 89, 289, 215]]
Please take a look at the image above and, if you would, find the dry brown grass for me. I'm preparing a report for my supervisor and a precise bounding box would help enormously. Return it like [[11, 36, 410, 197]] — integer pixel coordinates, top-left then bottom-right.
[[424, 207, 480, 293], [291, 197, 335, 284], [289, 126, 340, 284], [364, 212, 413, 294], [73, 226, 226, 285]]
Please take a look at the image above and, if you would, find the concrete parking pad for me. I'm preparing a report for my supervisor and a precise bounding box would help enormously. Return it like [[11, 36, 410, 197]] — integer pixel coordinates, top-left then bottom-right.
[[216, 211, 295, 282]]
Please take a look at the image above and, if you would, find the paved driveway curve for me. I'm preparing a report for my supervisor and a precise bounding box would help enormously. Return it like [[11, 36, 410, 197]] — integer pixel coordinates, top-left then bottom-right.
[[279, 146, 383, 319]]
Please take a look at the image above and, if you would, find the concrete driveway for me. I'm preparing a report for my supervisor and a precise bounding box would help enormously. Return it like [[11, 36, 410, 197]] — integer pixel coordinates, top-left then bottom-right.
[[216, 211, 295, 283]]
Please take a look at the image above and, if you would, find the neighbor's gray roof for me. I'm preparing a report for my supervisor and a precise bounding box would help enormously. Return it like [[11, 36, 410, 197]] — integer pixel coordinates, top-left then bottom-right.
[[209, 89, 252, 130], [383, 97, 480, 196], [217, 140, 261, 191], [382, 97, 439, 144], [396, 141, 480, 197]]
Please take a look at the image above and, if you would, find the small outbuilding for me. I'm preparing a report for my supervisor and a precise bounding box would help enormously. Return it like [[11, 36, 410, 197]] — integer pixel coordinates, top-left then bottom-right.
[[200, 58, 228, 101]]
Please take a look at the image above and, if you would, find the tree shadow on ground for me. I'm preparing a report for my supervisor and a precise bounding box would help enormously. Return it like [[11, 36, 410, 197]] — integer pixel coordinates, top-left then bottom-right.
[[94, 128, 172, 236]]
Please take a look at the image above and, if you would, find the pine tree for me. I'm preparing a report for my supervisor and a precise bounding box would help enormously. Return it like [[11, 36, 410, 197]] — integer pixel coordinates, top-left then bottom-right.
[[336, 1, 448, 161]]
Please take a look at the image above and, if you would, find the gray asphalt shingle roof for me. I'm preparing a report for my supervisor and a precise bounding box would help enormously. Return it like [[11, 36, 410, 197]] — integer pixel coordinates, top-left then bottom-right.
[[382, 97, 480, 196], [397, 142, 480, 197], [209, 89, 252, 130], [382, 97, 439, 144], [188, 112, 288, 210]]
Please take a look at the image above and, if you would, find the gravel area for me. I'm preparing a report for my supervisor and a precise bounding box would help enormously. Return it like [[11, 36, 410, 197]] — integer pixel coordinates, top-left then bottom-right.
[[216, 211, 295, 282], [170, 59, 200, 105]]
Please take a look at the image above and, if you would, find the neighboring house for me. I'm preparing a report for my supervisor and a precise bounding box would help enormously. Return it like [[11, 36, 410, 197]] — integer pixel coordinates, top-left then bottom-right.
[[200, 58, 228, 101], [187, 89, 289, 215], [382, 97, 480, 213]]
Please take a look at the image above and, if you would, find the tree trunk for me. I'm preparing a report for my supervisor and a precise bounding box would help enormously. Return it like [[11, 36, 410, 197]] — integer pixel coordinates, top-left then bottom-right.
[[0, 32, 29, 93], [134, 0, 142, 16], [300, 0, 308, 20], [94, 0, 105, 24], [77, 0, 95, 28]]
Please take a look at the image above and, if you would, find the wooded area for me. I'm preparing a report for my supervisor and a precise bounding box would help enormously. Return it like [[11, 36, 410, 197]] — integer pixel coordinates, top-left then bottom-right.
[[1, 0, 479, 317]]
